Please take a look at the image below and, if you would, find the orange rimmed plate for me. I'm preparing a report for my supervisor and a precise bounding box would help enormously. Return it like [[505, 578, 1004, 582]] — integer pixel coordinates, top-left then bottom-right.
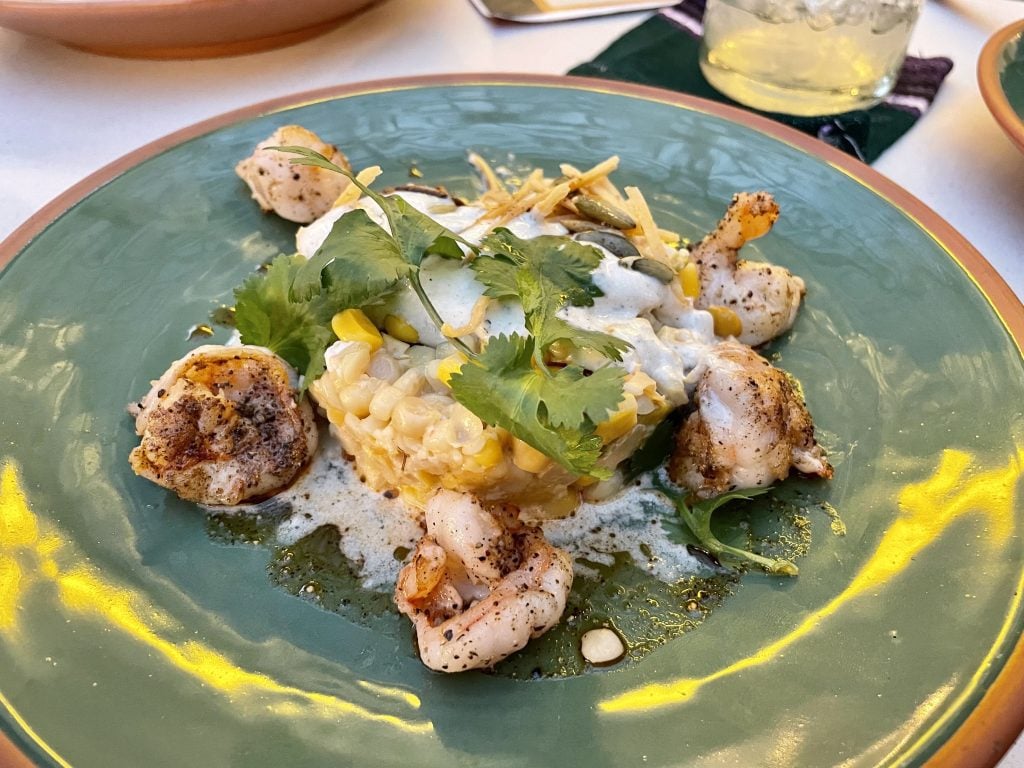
[[1, 75, 1023, 767]]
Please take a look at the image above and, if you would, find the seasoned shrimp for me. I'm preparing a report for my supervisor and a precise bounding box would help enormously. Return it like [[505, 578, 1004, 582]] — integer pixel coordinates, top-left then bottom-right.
[[669, 340, 832, 499], [691, 192, 806, 347], [235, 125, 352, 223], [128, 345, 318, 505], [395, 490, 573, 672]]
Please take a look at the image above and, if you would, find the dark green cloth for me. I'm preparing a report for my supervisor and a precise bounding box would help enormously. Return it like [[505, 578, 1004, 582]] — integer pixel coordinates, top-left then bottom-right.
[[569, 13, 939, 163]]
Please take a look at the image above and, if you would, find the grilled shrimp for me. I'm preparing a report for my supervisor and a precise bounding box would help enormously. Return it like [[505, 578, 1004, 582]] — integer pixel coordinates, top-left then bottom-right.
[[691, 192, 806, 347], [235, 125, 352, 223], [669, 340, 831, 499], [395, 490, 573, 672], [128, 345, 318, 505]]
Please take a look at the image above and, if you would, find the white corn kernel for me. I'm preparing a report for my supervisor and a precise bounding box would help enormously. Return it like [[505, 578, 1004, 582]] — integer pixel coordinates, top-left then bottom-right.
[[327, 342, 372, 385], [394, 368, 425, 396], [367, 351, 404, 383], [369, 384, 404, 422], [445, 404, 484, 448], [391, 397, 436, 438], [338, 379, 377, 418]]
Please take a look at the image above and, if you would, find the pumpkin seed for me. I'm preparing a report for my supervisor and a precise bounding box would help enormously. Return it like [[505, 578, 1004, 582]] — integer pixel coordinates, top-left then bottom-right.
[[631, 258, 675, 284], [574, 230, 641, 260], [574, 194, 636, 230], [383, 183, 451, 198], [560, 218, 604, 233]]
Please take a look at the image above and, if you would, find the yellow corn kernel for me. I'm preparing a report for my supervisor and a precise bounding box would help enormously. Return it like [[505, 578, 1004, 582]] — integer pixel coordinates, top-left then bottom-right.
[[680, 261, 700, 299], [332, 309, 382, 352], [534, 490, 581, 519], [595, 393, 638, 444], [324, 405, 347, 425], [547, 339, 572, 364], [384, 314, 420, 344], [512, 438, 550, 474], [708, 305, 743, 338], [398, 484, 431, 510], [469, 434, 504, 469], [435, 353, 467, 386]]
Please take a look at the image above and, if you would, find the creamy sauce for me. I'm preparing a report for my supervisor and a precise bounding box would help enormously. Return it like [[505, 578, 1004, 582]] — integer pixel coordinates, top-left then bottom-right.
[[544, 484, 704, 583], [227, 432, 704, 592], [294, 190, 721, 413], [267, 435, 423, 590]]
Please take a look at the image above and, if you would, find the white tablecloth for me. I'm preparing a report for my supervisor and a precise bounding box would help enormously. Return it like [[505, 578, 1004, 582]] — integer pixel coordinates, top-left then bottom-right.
[[1, 0, 1023, 764]]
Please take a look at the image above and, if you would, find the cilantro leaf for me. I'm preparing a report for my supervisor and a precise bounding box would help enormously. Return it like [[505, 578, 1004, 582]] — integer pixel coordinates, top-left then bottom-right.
[[540, 315, 630, 361], [540, 364, 627, 430], [383, 195, 468, 266], [473, 228, 604, 306], [277, 145, 471, 269], [466, 249, 519, 300], [292, 209, 411, 304], [448, 334, 623, 478], [622, 408, 683, 482], [516, 270, 629, 362], [270, 145, 350, 175], [234, 254, 336, 385], [656, 481, 798, 576]]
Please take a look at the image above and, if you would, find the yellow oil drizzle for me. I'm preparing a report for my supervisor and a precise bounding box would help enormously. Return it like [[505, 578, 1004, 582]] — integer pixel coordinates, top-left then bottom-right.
[[0, 459, 431, 765], [0, 462, 43, 633], [357, 679, 423, 709], [601, 447, 1023, 714]]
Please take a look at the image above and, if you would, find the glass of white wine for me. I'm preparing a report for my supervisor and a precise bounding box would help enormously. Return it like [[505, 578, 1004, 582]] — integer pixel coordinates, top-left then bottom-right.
[[699, 0, 925, 116]]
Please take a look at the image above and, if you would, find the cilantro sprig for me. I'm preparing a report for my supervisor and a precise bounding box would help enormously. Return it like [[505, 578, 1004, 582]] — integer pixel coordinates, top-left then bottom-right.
[[234, 253, 337, 384], [655, 479, 798, 576], [473, 229, 630, 366], [233, 147, 631, 477]]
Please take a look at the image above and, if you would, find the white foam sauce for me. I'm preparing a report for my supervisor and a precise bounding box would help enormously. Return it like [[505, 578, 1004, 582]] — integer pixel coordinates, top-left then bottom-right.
[[254, 434, 424, 591], [236, 433, 702, 593], [544, 485, 704, 583]]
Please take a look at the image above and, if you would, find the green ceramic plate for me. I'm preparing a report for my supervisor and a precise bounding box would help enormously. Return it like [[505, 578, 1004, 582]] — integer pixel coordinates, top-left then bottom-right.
[[2, 75, 1023, 768], [980, 19, 1024, 154]]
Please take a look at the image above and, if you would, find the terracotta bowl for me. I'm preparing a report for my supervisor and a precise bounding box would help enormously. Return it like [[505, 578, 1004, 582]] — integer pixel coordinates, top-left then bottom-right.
[[978, 18, 1024, 155], [0, 0, 379, 58]]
